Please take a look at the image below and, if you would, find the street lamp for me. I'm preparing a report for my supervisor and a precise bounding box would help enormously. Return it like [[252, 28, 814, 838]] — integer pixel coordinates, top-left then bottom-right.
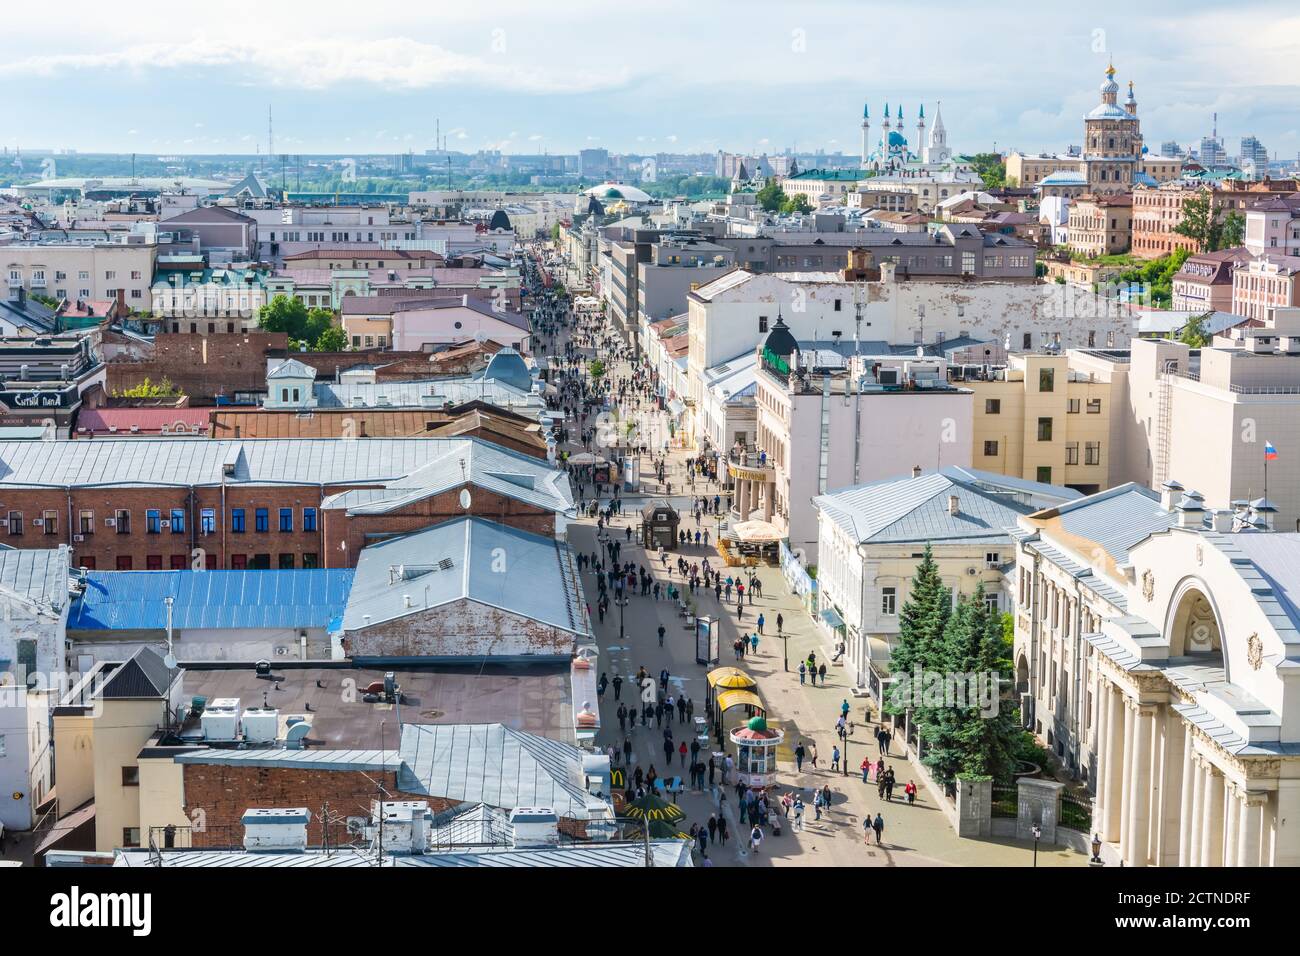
[[1091, 833, 1103, 865], [839, 722, 849, 777], [1031, 824, 1041, 867]]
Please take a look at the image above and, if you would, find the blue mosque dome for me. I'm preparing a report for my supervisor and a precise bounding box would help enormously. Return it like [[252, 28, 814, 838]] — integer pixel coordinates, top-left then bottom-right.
[[887, 130, 907, 147]]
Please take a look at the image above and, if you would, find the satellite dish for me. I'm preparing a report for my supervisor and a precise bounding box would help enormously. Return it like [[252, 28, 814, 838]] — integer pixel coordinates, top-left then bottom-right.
[[459, 489, 472, 510], [163, 653, 177, 670]]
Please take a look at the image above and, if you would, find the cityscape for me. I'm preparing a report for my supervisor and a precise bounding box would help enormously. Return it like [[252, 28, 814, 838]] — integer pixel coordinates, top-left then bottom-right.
[[0, 0, 1294, 919]]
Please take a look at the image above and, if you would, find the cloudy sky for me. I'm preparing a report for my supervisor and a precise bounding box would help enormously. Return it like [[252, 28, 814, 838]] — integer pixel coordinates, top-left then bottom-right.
[[3, 0, 1298, 159]]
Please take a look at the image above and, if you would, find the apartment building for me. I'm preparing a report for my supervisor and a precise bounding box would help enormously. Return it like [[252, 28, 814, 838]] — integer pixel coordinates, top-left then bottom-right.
[[1067, 193, 1133, 258], [1243, 193, 1300, 257], [1232, 253, 1300, 321], [636, 238, 735, 324], [967, 352, 1120, 494], [748, 320, 973, 562], [1171, 249, 1251, 313], [1132, 181, 1297, 260], [2, 239, 157, 306], [159, 206, 257, 262], [0, 437, 574, 571]]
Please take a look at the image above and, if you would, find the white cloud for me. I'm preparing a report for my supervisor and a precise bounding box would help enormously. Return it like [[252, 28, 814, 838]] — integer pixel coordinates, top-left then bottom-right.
[[0, 36, 630, 94]]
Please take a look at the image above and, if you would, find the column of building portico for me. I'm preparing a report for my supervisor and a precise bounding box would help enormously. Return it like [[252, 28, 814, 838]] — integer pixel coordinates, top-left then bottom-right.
[[1187, 753, 1206, 867], [762, 480, 774, 522], [1237, 790, 1266, 866], [736, 478, 750, 520], [1177, 733, 1196, 866], [1199, 759, 1225, 867], [1154, 708, 1186, 866], [1223, 782, 1241, 866], [1119, 695, 1135, 853], [1099, 679, 1125, 843], [1123, 701, 1155, 866]]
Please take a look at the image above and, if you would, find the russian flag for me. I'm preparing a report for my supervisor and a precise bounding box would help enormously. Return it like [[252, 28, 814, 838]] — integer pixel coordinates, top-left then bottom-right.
[[1265, 441, 1279, 461]]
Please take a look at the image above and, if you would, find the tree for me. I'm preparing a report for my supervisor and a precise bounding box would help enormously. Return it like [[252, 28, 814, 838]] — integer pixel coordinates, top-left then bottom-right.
[[969, 153, 1006, 190], [550, 223, 561, 243], [886, 545, 952, 721], [781, 193, 813, 215], [755, 181, 787, 212], [314, 325, 349, 352], [588, 359, 606, 379], [258, 295, 340, 350], [115, 376, 182, 399], [1220, 211, 1245, 250], [1178, 312, 1212, 348]]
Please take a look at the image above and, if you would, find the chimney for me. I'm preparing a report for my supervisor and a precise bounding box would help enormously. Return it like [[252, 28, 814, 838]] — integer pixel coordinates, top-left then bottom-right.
[[912, 465, 922, 479], [1176, 489, 1206, 528], [1159, 478, 1184, 512], [948, 494, 960, 516], [1210, 509, 1235, 533]]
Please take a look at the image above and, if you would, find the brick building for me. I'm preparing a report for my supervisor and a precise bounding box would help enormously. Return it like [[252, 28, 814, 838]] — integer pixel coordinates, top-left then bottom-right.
[[105, 332, 289, 404], [0, 437, 574, 570]]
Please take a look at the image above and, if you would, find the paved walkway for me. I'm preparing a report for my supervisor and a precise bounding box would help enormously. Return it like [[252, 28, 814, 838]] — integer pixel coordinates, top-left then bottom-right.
[[539, 254, 1087, 867]]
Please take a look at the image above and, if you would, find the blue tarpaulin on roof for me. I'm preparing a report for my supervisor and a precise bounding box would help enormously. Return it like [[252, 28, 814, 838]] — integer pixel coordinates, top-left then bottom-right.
[[68, 569, 354, 631]]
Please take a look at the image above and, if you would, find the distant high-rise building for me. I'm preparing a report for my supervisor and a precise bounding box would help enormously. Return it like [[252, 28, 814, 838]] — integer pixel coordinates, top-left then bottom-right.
[[579, 148, 609, 179], [1160, 140, 1183, 157], [1240, 135, 1269, 167]]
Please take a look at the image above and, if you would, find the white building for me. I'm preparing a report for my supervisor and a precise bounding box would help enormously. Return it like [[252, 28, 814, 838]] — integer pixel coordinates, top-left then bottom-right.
[[813, 467, 1080, 695], [1012, 482, 1300, 866]]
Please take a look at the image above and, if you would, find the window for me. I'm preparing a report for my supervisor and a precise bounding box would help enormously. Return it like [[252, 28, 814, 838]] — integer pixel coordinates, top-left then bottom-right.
[[170, 509, 186, 534], [984, 592, 1000, 614], [251, 554, 271, 570], [1085, 441, 1101, 466], [115, 510, 131, 533], [1023, 332, 1032, 350], [985, 551, 1000, 566], [170, 555, 187, 570], [1065, 442, 1080, 465], [200, 509, 216, 535], [881, 587, 897, 616], [1086, 398, 1102, 414], [6, 511, 21, 536], [231, 509, 246, 533], [79, 510, 94, 534], [1067, 398, 1080, 414], [116, 556, 133, 570], [146, 509, 161, 534], [146, 555, 163, 570], [303, 507, 318, 532], [1036, 466, 1052, 484], [1038, 368, 1055, 393], [961, 251, 976, 273], [758, 315, 768, 333], [255, 508, 269, 532], [122, 828, 141, 848], [42, 510, 58, 535], [105, 270, 116, 280], [983, 440, 999, 457], [984, 399, 1001, 414], [278, 553, 296, 569], [1037, 417, 1053, 441], [302, 553, 319, 569], [279, 508, 293, 532], [834, 299, 842, 312]]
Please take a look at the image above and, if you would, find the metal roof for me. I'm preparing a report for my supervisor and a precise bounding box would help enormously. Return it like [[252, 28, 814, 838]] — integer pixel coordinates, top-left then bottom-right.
[[343, 517, 587, 636], [175, 748, 399, 772], [397, 723, 601, 818], [1048, 484, 1177, 567], [0, 545, 70, 612], [313, 378, 543, 413], [813, 471, 1039, 545], [68, 568, 354, 631], [0, 439, 570, 512]]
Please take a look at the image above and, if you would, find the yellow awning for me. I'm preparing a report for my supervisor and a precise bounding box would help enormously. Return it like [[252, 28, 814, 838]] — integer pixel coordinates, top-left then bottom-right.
[[715, 688, 765, 713], [707, 666, 757, 690]]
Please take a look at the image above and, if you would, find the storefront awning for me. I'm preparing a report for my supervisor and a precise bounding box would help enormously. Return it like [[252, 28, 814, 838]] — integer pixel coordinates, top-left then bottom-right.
[[716, 688, 765, 713], [820, 607, 846, 630]]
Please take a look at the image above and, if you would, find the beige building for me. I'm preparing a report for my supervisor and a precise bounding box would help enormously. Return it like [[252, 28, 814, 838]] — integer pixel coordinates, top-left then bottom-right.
[[1232, 253, 1300, 321], [1067, 194, 1134, 258], [3, 240, 157, 307], [52, 648, 185, 852], [1012, 484, 1300, 866], [968, 352, 1119, 494]]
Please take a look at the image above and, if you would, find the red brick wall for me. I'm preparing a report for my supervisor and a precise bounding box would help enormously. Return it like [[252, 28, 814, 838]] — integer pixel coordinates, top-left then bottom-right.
[[180, 763, 450, 847], [0, 482, 556, 570], [106, 333, 288, 403]]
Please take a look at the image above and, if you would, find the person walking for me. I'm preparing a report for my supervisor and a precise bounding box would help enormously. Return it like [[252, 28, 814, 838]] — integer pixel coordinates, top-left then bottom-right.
[[657, 624, 666, 647], [905, 780, 917, 807], [794, 740, 806, 772], [872, 812, 885, 846], [818, 663, 827, 685], [860, 756, 871, 784], [757, 613, 765, 635], [612, 674, 623, 701], [792, 797, 805, 831], [776, 612, 783, 635], [798, 661, 807, 685], [598, 672, 608, 699], [831, 745, 841, 772], [749, 632, 759, 656], [678, 740, 688, 769], [749, 824, 763, 855]]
